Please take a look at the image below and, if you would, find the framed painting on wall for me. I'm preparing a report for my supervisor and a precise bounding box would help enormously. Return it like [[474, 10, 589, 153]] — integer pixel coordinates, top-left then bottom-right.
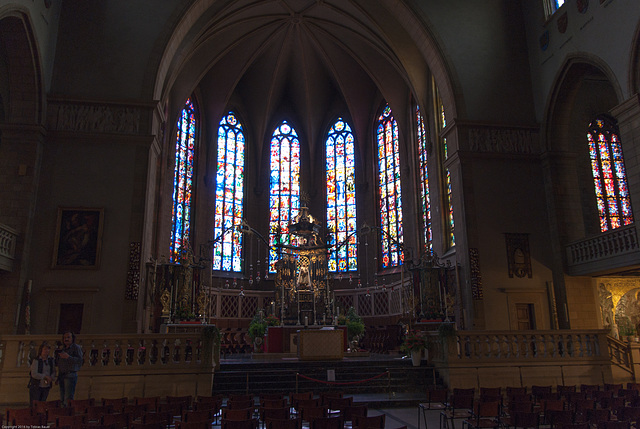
[[52, 207, 104, 269]]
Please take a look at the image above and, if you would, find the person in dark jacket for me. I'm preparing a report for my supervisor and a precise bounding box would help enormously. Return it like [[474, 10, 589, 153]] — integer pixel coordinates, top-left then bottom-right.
[[56, 331, 83, 406], [29, 341, 55, 404]]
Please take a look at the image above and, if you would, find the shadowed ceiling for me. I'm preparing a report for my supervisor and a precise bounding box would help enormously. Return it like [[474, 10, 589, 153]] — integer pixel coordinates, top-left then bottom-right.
[[165, 0, 430, 170]]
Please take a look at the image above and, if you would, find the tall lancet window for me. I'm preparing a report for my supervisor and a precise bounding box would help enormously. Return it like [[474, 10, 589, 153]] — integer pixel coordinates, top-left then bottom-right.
[[213, 112, 245, 272], [434, 80, 455, 248], [587, 115, 634, 232], [417, 105, 432, 253], [170, 98, 198, 262], [326, 118, 358, 272], [377, 104, 404, 268], [269, 121, 301, 272]]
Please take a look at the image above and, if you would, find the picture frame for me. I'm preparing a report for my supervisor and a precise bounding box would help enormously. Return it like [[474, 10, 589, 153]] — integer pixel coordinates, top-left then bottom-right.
[[52, 207, 104, 269]]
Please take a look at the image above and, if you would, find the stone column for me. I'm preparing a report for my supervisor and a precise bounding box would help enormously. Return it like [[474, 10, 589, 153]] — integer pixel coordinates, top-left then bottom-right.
[[611, 94, 640, 227], [0, 124, 45, 333]]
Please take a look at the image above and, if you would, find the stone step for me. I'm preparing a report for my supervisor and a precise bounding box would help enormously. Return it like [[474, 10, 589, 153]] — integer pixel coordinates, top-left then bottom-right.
[[212, 355, 442, 397]]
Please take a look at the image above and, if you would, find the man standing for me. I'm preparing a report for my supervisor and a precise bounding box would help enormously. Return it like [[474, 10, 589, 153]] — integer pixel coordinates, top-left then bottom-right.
[[56, 331, 83, 406]]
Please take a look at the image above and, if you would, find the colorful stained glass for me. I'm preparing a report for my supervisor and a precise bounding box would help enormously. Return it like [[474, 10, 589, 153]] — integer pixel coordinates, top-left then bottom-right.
[[269, 121, 301, 272], [377, 104, 404, 269], [446, 169, 456, 247], [170, 98, 197, 263], [212, 112, 245, 272], [587, 116, 634, 232], [326, 118, 358, 272], [416, 105, 432, 253]]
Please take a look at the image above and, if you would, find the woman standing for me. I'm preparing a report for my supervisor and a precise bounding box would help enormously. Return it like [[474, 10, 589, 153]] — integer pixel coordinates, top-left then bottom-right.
[[29, 341, 55, 404]]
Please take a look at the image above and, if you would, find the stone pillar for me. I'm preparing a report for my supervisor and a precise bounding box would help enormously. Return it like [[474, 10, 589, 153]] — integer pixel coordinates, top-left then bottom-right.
[[611, 94, 640, 227], [0, 124, 45, 334]]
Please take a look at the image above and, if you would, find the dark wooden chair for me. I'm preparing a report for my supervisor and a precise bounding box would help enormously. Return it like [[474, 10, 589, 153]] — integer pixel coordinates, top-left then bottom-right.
[[463, 401, 501, 429], [265, 417, 302, 429], [352, 413, 385, 429]]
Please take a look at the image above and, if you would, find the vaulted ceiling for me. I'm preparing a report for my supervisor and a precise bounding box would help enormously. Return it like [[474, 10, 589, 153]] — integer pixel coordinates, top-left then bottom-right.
[[163, 0, 431, 170]]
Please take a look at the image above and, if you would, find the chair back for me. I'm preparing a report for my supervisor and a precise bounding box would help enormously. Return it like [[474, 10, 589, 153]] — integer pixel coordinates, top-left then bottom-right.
[[33, 399, 62, 414], [227, 399, 253, 410], [265, 417, 302, 429], [352, 414, 385, 429], [222, 408, 252, 421], [68, 398, 95, 414], [311, 416, 344, 429], [183, 409, 213, 423], [56, 414, 87, 429], [342, 404, 368, 422], [259, 406, 289, 421], [514, 411, 540, 429], [101, 412, 131, 428], [135, 397, 160, 412], [261, 398, 286, 408], [102, 398, 128, 409], [220, 418, 258, 429]]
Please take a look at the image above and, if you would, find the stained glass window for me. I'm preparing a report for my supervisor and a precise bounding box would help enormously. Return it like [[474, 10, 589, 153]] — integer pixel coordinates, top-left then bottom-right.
[[170, 98, 197, 263], [446, 168, 456, 247], [587, 116, 633, 232], [326, 118, 358, 272], [417, 106, 432, 253], [269, 121, 301, 272], [435, 87, 455, 248], [544, 0, 565, 17], [212, 112, 245, 272], [377, 104, 404, 268]]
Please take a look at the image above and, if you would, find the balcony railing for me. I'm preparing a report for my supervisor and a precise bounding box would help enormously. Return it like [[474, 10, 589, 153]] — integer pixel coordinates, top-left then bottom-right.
[[566, 224, 640, 275], [0, 333, 217, 406], [425, 329, 613, 389], [0, 222, 18, 271]]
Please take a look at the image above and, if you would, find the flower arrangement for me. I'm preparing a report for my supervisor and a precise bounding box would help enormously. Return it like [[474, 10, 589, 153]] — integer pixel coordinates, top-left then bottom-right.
[[401, 330, 427, 353]]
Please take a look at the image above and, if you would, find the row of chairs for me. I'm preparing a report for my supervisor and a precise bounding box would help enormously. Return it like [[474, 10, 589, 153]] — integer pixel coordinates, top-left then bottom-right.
[[419, 384, 640, 429], [4, 392, 402, 429]]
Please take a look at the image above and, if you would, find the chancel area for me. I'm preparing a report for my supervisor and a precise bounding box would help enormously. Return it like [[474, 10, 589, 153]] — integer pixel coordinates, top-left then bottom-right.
[[2, 0, 640, 400]]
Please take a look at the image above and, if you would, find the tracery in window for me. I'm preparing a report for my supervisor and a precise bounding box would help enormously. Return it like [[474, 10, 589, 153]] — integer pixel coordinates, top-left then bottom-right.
[[213, 112, 245, 272], [416, 105, 432, 253], [377, 104, 404, 268], [269, 121, 301, 272], [170, 98, 197, 262], [587, 116, 634, 232], [326, 118, 357, 272]]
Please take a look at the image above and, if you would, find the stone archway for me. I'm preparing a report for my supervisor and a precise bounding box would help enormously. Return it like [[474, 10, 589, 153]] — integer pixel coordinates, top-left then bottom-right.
[[0, 11, 45, 333]]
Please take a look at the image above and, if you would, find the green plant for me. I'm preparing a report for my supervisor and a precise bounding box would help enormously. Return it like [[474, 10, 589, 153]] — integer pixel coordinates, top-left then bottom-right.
[[438, 322, 456, 340], [248, 310, 279, 342], [338, 307, 365, 341], [401, 330, 427, 354], [201, 325, 221, 366], [174, 306, 196, 321]]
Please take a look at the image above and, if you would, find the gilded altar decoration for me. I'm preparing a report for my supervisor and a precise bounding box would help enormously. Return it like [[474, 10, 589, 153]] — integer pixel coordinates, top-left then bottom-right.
[[274, 205, 331, 325]]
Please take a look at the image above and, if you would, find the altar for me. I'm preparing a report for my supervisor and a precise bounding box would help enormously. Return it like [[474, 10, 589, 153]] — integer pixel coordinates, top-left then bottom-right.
[[265, 325, 347, 355]]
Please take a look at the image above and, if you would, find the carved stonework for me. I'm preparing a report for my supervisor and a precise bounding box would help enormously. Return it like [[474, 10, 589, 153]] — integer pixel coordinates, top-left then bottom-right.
[[48, 103, 142, 134], [468, 127, 537, 154], [599, 278, 640, 337]]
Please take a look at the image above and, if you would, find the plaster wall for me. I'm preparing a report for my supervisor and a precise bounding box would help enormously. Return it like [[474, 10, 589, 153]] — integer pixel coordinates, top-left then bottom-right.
[[522, 0, 640, 121]]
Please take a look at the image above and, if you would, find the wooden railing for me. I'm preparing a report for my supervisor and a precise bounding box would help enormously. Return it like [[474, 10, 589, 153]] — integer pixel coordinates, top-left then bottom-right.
[[0, 333, 218, 406]]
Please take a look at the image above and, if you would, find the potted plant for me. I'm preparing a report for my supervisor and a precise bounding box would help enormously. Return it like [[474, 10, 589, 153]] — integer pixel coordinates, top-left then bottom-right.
[[248, 311, 280, 352], [338, 307, 365, 351], [401, 330, 427, 366]]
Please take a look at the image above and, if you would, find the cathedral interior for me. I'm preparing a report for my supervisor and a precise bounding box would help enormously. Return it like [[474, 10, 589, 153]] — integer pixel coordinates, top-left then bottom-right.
[[1, 0, 640, 340]]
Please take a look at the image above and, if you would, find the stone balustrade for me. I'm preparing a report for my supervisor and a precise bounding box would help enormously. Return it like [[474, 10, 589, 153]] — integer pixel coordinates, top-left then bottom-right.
[[566, 224, 640, 275], [426, 329, 614, 390], [0, 333, 218, 406], [0, 222, 18, 271]]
